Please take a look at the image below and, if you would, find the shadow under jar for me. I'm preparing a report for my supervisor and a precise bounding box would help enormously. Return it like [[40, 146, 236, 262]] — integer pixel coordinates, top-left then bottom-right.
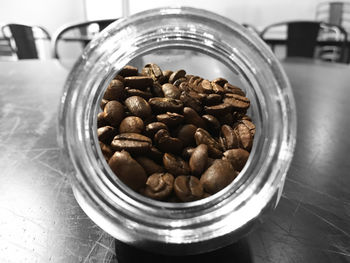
[[58, 7, 296, 255]]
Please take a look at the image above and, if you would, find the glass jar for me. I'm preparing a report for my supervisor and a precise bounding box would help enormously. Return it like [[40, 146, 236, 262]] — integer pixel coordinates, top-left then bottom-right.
[[58, 7, 296, 255]]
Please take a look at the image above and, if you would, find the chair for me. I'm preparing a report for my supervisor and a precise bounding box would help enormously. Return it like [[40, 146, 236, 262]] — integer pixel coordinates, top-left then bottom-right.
[[260, 21, 348, 63], [52, 19, 116, 67], [316, 2, 350, 33], [1, 23, 51, 59]]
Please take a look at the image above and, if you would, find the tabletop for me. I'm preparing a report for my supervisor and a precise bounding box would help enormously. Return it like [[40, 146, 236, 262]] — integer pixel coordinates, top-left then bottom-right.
[[0, 59, 349, 263]]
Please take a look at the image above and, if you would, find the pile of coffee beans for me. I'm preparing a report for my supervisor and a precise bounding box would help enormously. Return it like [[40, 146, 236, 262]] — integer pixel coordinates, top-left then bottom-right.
[[97, 63, 255, 202]]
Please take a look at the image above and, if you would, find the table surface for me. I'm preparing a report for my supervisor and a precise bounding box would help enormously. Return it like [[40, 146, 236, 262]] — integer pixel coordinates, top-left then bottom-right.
[[0, 59, 349, 263]]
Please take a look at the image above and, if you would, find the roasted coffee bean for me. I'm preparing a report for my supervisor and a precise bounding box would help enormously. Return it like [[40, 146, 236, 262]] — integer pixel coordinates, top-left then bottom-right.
[[202, 115, 221, 134], [204, 94, 222, 106], [103, 79, 124, 101], [220, 125, 239, 150], [162, 70, 173, 81], [149, 146, 163, 163], [142, 63, 165, 83], [223, 94, 250, 111], [169, 69, 186, 84], [200, 159, 238, 194], [242, 115, 252, 121], [124, 96, 152, 119], [125, 87, 153, 100], [189, 144, 208, 176], [211, 77, 228, 87], [104, 100, 125, 127], [200, 79, 213, 93], [97, 112, 108, 128], [119, 116, 144, 134], [118, 65, 138, 77], [174, 175, 203, 202], [177, 124, 197, 147], [135, 156, 165, 175], [143, 173, 174, 200], [108, 150, 147, 191], [148, 97, 183, 113], [100, 99, 109, 110], [173, 77, 187, 87], [206, 157, 215, 169], [114, 75, 125, 83], [179, 81, 192, 92], [204, 103, 232, 116], [156, 112, 184, 127], [150, 82, 164, 97], [124, 76, 153, 90], [218, 113, 234, 125], [182, 147, 196, 159], [163, 153, 190, 176], [212, 83, 225, 94], [242, 119, 256, 137], [224, 83, 246, 96], [180, 91, 202, 113], [183, 107, 206, 129], [154, 129, 183, 154], [111, 133, 152, 154], [145, 122, 168, 138], [194, 128, 222, 158], [234, 123, 253, 151], [162, 83, 181, 99], [99, 141, 114, 162], [97, 125, 117, 144], [223, 148, 250, 171]]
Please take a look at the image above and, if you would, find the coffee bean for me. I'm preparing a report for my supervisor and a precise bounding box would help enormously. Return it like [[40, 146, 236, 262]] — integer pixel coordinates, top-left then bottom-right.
[[234, 123, 253, 151], [223, 94, 250, 111], [97, 112, 108, 128], [124, 96, 152, 119], [135, 156, 165, 175], [204, 103, 232, 116], [200, 159, 238, 194], [143, 173, 174, 200], [145, 122, 168, 138], [108, 150, 147, 191], [162, 70, 173, 81], [211, 77, 228, 87], [189, 144, 208, 176], [163, 153, 190, 176], [99, 141, 114, 162], [104, 100, 125, 127], [148, 97, 183, 113], [212, 83, 225, 94], [125, 87, 153, 100], [103, 79, 124, 101], [174, 176, 203, 202], [218, 113, 234, 125], [154, 129, 183, 154], [124, 76, 153, 90], [151, 82, 164, 97], [242, 119, 256, 137], [173, 77, 187, 87], [142, 63, 165, 83], [114, 74, 125, 83], [200, 79, 213, 93], [182, 147, 196, 159], [177, 124, 197, 147], [223, 148, 250, 171], [180, 91, 202, 113], [100, 99, 109, 110], [97, 125, 117, 144], [194, 128, 222, 158], [156, 112, 184, 127], [162, 83, 181, 99], [179, 81, 192, 93], [169, 69, 186, 84], [224, 83, 246, 96], [111, 133, 152, 154], [220, 125, 239, 150], [202, 115, 221, 134], [183, 107, 206, 129], [118, 65, 138, 77], [119, 116, 144, 134], [204, 94, 222, 106]]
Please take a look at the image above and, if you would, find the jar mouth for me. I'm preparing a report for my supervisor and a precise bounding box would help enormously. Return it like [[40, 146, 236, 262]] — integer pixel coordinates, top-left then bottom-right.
[[59, 6, 296, 252]]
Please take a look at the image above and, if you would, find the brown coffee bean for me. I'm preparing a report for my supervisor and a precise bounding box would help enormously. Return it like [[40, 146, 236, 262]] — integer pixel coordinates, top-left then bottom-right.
[[169, 69, 186, 84], [200, 159, 238, 194], [183, 107, 206, 129], [223, 94, 250, 111], [162, 70, 173, 81], [114, 74, 125, 83], [156, 112, 184, 127], [100, 99, 109, 110], [182, 147, 196, 159], [211, 77, 228, 87], [179, 91, 202, 113], [124, 96, 152, 119], [194, 128, 222, 158], [242, 119, 256, 137], [103, 79, 125, 101], [174, 176, 203, 202], [119, 116, 144, 134], [234, 123, 253, 151], [125, 87, 153, 100], [111, 133, 152, 154], [204, 94, 222, 106], [154, 129, 183, 154], [162, 83, 181, 99], [202, 115, 221, 134], [224, 83, 246, 96], [218, 113, 234, 125], [149, 146, 164, 163], [212, 83, 225, 94], [142, 63, 165, 83], [124, 76, 153, 90], [173, 77, 187, 87], [179, 81, 192, 92], [104, 100, 125, 127], [189, 144, 208, 176], [98, 125, 117, 144], [177, 124, 197, 147], [200, 79, 213, 93], [148, 97, 183, 113], [145, 122, 168, 138], [241, 115, 252, 121], [99, 141, 114, 162], [151, 82, 164, 97], [135, 156, 165, 175], [223, 148, 250, 171], [108, 150, 147, 191], [204, 103, 232, 116], [163, 153, 190, 176], [220, 125, 239, 150], [143, 173, 174, 200], [97, 112, 108, 128], [118, 65, 138, 77]]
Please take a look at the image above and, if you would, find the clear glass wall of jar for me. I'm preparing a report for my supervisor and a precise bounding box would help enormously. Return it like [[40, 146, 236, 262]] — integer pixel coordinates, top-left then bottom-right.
[[58, 7, 296, 255]]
